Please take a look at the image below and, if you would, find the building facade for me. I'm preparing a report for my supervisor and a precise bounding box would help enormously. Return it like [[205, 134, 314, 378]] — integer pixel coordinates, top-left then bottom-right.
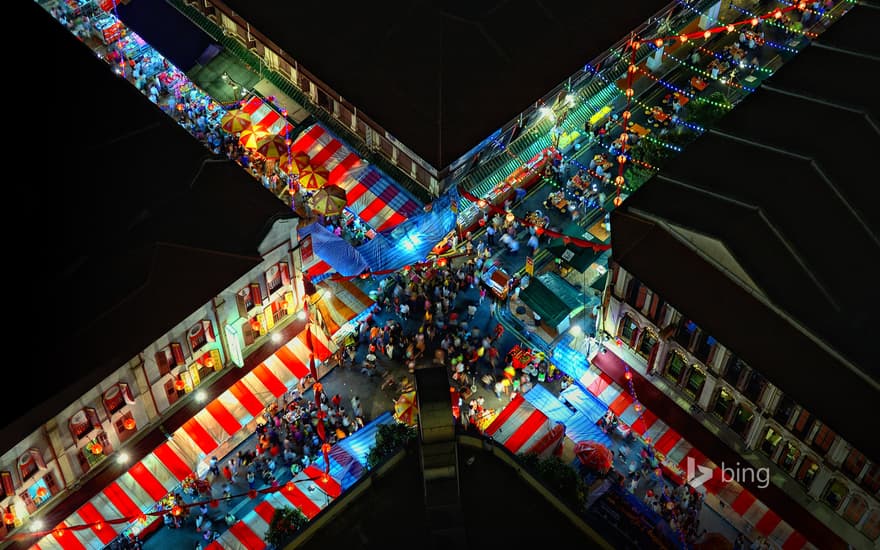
[[0, 220, 304, 539], [601, 263, 880, 548]]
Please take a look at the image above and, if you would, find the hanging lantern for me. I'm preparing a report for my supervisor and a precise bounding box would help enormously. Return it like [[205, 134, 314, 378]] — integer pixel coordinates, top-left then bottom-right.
[[174, 379, 186, 392], [36, 486, 48, 499], [95, 521, 104, 531], [285, 481, 296, 493], [535, 227, 545, 236], [726, 24, 735, 33], [628, 64, 637, 74], [624, 371, 633, 381], [321, 474, 330, 483], [645, 436, 652, 444], [750, 17, 759, 26], [124, 418, 137, 430], [437, 257, 448, 267], [360, 272, 370, 280], [774, 9, 783, 18], [679, 35, 688, 43], [280, 108, 288, 117], [624, 88, 634, 98], [171, 505, 182, 517], [622, 110, 631, 120], [617, 155, 627, 165], [613, 196, 624, 207], [634, 403, 643, 412], [615, 338, 623, 346], [313, 383, 323, 394], [248, 489, 258, 499], [210, 499, 219, 508], [321, 443, 332, 454], [55, 529, 65, 538], [619, 133, 628, 143], [614, 176, 625, 187], [90, 442, 104, 455], [654, 39, 663, 47], [505, 211, 515, 223], [3, 512, 14, 525], [476, 199, 488, 209], [703, 30, 711, 39]]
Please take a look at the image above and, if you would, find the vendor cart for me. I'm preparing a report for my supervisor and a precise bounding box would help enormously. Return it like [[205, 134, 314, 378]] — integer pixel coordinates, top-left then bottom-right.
[[481, 264, 510, 300]]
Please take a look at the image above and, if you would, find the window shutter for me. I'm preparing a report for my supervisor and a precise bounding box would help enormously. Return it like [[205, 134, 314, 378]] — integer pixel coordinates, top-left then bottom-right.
[[171, 342, 186, 366], [19, 491, 36, 514], [155, 349, 171, 376], [33, 449, 45, 470], [250, 283, 263, 307], [280, 262, 291, 286], [647, 343, 660, 372], [648, 293, 660, 320], [165, 379, 179, 406], [1, 471, 15, 497], [635, 285, 648, 309], [44, 471, 59, 495]]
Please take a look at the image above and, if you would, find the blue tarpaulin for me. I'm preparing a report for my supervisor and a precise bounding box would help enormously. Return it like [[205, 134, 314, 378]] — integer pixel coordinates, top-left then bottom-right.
[[298, 222, 369, 277]]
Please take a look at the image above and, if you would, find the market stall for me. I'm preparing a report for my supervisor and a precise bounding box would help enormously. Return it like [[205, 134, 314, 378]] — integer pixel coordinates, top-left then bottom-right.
[[480, 263, 510, 300]]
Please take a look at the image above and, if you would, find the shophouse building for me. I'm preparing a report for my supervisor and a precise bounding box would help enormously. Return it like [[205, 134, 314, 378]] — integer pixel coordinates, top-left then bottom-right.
[[602, 5, 880, 548], [0, 3, 306, 543]]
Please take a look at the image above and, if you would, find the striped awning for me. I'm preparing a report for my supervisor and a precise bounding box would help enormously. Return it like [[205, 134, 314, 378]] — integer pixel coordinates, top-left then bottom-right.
[[240, 96, 293, 138], [288, 124, 422, 232], [484, 394, 552, 454], [314, 279, 374, 337]]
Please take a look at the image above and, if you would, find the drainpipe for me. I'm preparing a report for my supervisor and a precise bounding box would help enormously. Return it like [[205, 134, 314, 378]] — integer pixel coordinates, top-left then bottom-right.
[[42, 425, 67, 489]]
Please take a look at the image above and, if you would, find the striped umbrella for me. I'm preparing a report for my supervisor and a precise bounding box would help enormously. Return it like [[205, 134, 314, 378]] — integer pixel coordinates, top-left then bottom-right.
[[220, 109, 252, 134], [256, 135, 288, 160], [394, 391, 418, 426], [279, 150, 311, 175], [309, 184, 347, 216], [299, 162, 330, 190], [239, 125, 269, 150]]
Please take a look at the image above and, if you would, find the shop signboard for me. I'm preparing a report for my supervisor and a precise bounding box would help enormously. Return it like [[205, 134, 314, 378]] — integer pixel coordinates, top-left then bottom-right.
[[257, 312, 268, 336], [264, 304, 275, 331], [225, 324, 244, 367], [285, 291, 295, 315], [525, 256, 534, 276], [210, 349, 223, 372], [301, 234, 314, 265]]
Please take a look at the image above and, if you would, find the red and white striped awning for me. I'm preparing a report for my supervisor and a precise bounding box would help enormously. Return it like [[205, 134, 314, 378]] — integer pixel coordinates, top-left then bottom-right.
[[484, 394, 552, 454], [239, 96, 293, 138], [38, 328, 338, 549], [209, 468, 338, 549], [578, 362, 810, 550], [287, 124, 422, 232]]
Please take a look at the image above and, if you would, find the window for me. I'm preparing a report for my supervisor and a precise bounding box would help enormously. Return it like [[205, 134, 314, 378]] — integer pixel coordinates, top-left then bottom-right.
[[730, 404, 754, 439], [791, 409, 812, 439], [778, 441, 800, 472], [742, 371, 766, 403], [723, 356, 745, 387], [638, 331, 658, 359], [693, 333, 714, 364], [164, 378, 179, 406], [17, 450, 44, 482], [665, 352, 687, 383], [861, 464, 880, 495], [647, 294, 665, 324], [68, 408, 101, 441], [624, 279, 643, 309], [862, 509, 880, 541], [796, 456, 820, 488], [188, 320, 215, 353], [712, 388, 734, 420], [236, 286, 255, 317], [811, 424, 836, 455], [620, 314, 638, 344], [774, 395, 797, 426], [265, 262, 290, 296], [843, 495, 867, 526], [114, 412, 136, 444], [675, 319, 696, 348], [821, 479, 848, 511], [843, 449, 867, 481], [760, 427, 782, 457], [684, 366, 706, 399], [102, 384, 130, 416]]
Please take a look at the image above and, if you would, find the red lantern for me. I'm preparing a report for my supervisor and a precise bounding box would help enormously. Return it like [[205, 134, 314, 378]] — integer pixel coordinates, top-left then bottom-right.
[[313, 382, 323, 394], [624, 371, 633, 381], [174, 379, 186, 392], [613, 196, 624, 207], [55, 529, 65, 537], [36, 486, 48, 499], [124, 418, 136, 430], [3, 512, 14, 525], [437, 258, 448, 267], [285, 481, 296, 493], [95, 521, 104, 531], [360, 272, 370, 280], [248, 489, 258, 499], [210, 499, 219, 508], [321, 443, 332, 454], [321, 474, 330, 483], [634, 403, 643, 413], [535, 227, 545, 236], [171, 505, 182, 517], [91, 442, 103, 455], [477, 199, 488, 209]]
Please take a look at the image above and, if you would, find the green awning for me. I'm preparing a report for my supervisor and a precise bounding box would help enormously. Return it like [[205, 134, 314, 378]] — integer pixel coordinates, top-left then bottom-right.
[[590, 272, 608, 293], [520, 272, 586, 328], [545, 239, 600, 272]]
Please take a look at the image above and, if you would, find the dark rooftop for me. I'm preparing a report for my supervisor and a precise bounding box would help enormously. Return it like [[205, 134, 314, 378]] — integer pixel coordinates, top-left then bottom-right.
[[220, 0, 671, 169], [3, 3, 293, 452], [613, 3, 880, 457]]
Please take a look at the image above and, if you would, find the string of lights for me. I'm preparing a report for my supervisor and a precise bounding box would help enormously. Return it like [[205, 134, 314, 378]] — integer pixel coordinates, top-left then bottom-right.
[[645, 43, 756, 92], [729, 2, 818, 38]]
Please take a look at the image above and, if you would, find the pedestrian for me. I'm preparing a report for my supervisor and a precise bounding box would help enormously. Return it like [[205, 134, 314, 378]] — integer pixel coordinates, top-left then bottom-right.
[[246, 470, 256, 489], [209, 456, 220, 478], [222, 464, 232, 483]]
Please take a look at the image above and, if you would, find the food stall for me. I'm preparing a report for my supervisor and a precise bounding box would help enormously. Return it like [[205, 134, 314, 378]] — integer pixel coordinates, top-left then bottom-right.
[[457, 147, 560, 234], [481, 263, 510, 300], [92, 12, 123, 45]]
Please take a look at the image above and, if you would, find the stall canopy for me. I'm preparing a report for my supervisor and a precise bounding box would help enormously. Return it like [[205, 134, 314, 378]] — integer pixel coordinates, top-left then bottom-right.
[[545, 239, 601, 272], [358, 188, 459, 273], [483, 394, 553, 455], [37, 330, 335, 550], [313, 279, 375, 336], [520, 272, 586, 329], [298, 222, 369, 277], [286, 123, 423, 231]]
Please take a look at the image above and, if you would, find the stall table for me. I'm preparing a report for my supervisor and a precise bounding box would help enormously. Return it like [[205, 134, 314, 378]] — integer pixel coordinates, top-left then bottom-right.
[[690, 76, 709, 92], [628, 123, 650, 137], [481, 264, 510, 300]]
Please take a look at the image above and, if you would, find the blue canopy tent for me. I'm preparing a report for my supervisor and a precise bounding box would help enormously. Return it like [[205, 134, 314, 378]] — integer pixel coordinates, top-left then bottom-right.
[[298, 222, 369, 280]]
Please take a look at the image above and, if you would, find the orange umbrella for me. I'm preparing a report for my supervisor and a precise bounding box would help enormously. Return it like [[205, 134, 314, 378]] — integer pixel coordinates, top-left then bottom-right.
[[309, 184, 347, 216], [279, 150, 311, 175], [574, 440, 613, 474], [394, 391, 418, 426], [256, 135, 287, 160], [220, 109, 252, 134], [299, 162, 330, 190], [239, 125, 268, 150]]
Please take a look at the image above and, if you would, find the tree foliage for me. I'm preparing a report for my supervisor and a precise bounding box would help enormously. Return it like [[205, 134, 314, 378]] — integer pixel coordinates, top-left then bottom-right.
[[264, 507, 309, 547], [519, 453, 587, 511], [365, 423, 417, 469]]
